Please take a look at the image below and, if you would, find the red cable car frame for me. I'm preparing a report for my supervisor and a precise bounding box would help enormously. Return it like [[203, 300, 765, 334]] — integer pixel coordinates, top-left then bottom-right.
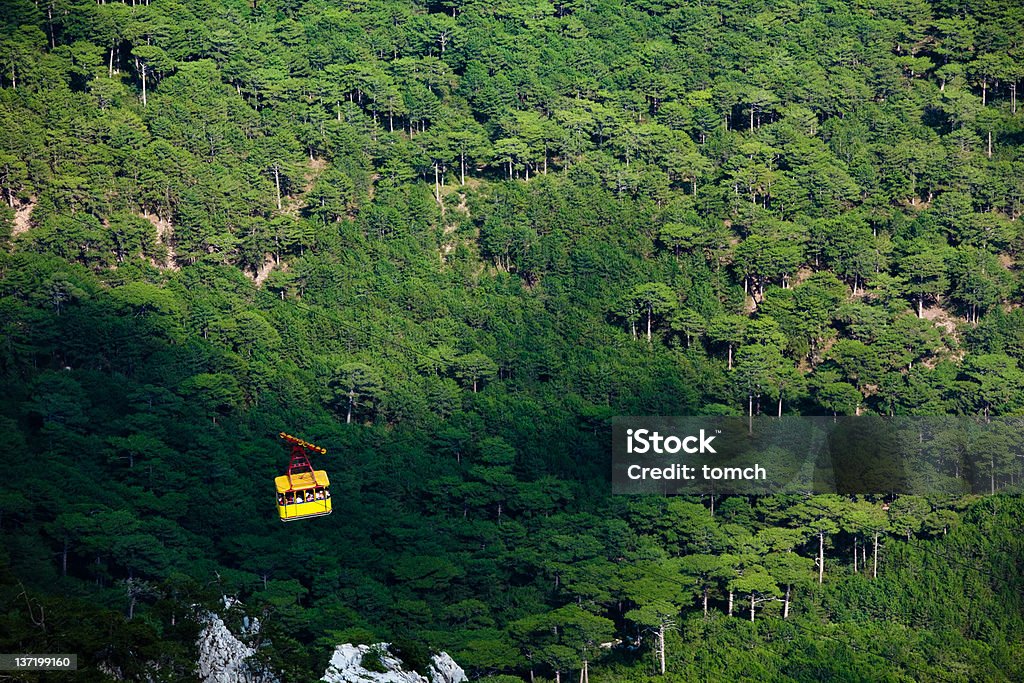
[[275, 432, 332, 521]]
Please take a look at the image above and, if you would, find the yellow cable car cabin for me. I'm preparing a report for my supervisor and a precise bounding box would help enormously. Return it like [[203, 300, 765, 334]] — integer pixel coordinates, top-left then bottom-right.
[[276, 432, 332, 521]]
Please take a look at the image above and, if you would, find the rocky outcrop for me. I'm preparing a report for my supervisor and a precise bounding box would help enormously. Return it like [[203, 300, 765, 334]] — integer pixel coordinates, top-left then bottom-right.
[[321, 643, 466, 683], [196, 599, 464, 683], [197, 599, 277, 683], [425, 651, 466, 683]]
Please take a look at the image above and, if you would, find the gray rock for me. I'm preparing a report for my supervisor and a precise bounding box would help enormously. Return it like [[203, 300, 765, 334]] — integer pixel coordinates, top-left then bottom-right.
[[321, 643, 466, 683], [427, 652, 467, 683], [197, 602, 277, 683]]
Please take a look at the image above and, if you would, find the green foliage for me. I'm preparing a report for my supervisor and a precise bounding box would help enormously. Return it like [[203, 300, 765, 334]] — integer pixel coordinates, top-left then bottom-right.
[[362, 644, 390, 674], [0, 0, 1023, 679], [389, 639, 433, 677]]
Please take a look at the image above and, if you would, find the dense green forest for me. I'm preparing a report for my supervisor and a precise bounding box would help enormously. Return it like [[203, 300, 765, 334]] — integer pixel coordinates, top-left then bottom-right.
[[1, 0, 1023, 679]]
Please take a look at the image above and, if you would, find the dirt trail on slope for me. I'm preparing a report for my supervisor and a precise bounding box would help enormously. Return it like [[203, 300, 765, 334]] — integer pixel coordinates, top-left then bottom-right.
[[11, 198, 36, 236], [252, 255, 277, 286], [142, 213, 180, 270]]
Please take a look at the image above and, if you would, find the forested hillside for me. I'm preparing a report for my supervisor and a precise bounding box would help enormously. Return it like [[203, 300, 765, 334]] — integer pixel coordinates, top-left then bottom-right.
[[1, 0, 1023, 680]]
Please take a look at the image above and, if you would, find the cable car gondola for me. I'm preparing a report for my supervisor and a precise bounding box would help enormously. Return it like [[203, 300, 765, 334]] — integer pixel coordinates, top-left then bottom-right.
[[275, 432, 331, 521]]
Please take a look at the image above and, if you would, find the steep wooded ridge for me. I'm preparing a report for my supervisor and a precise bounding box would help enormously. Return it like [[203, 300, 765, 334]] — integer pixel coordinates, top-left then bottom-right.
[[1, 0, 1023, 680]]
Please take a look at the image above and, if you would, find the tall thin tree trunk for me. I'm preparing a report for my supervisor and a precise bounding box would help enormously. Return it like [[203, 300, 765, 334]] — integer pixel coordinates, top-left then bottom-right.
[[818, 532, 824, 584], [658, 624, 666, 675], [872, 533, 878, 579], [274, 165, 282, 210], [748, 394, 753, 434]]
